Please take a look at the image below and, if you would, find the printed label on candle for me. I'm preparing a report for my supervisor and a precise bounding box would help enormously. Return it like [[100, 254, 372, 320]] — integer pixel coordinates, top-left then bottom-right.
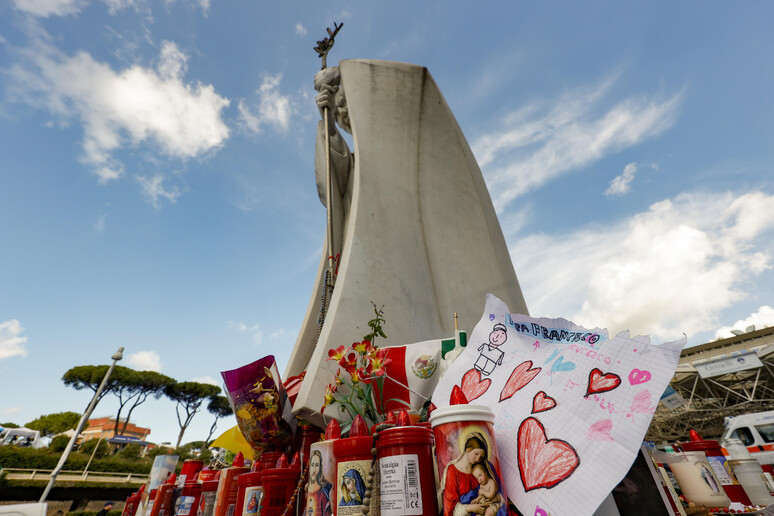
[[379, 454, 422, 515], [336, 460, 379, 516], [176, 496, 196, 516], [241, 486, 263, 516], [706, 456, 738, 485]]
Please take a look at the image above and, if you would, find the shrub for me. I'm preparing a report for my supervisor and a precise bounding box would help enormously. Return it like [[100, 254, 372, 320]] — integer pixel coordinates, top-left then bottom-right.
[[116, 443, 143, 461], [79, 439, 109, 459], [50, 435, 70, 452], [0, 447, 152, 474]]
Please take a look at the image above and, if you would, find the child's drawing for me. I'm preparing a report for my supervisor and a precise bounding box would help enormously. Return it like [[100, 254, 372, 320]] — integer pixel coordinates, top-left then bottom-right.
[[459, 368, 491, 402], [499, 360, 541, 402], [474, 323, 507, 376], [517, 417, 580, 492], [584, 368, 621, 397], [531, 391, 557, 414]]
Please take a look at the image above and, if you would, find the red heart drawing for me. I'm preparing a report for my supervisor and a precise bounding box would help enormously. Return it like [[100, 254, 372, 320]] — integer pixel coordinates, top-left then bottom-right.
[[518, 417, 580, 491], [584, 368, 621, 398], [531, 391, 557, 414], [499, 361, 542, 402], [460, 368, 491, 402]]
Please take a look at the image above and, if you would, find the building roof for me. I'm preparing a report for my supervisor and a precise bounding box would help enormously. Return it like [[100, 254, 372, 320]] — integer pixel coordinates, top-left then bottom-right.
[[648, 325, 774, 441], [84, 417, 151, 437]]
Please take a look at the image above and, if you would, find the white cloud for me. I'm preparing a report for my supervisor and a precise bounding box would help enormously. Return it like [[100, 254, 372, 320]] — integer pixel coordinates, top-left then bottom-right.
[[137, 174, 180, 208], [715, 306, 774, 340], [12, 0, 88, 17], [238, 74, 294, 134], [605, 162, 638, 196], [94, 214, 106, 233], [0, 320, 29, 361], [11, 0, 204, 17], [192, 375, 220, 386], [2, 407, 22, 415], [295, 23, 307, 37], [8, 39, 229, 183], [126, 350, 162, 372], [512, 191, 774, 341], [472, 77, 682, 211], [228, 321, 262, 346]]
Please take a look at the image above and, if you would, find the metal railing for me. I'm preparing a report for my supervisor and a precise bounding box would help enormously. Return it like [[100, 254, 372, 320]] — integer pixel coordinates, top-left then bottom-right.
[[1, 468, 148, 484]]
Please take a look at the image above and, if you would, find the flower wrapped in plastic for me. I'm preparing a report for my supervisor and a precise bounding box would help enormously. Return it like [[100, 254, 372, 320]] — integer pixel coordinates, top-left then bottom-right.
[[221, 356, 297, 455]]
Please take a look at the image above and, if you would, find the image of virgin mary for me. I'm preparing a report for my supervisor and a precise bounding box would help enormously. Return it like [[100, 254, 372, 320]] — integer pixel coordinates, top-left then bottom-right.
[[339, 468, 366, 506], [441, 432, 507, 516]]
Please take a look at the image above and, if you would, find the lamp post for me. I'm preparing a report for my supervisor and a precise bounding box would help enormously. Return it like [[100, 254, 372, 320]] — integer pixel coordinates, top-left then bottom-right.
[[39, 347, 124, 503]]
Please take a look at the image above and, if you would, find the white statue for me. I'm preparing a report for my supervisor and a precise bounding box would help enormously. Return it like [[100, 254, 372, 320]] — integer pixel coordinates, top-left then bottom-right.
[[285, 59, 529, 425]]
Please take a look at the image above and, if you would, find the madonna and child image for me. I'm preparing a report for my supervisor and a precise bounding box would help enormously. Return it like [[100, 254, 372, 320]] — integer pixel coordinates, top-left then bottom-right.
[[438, 428, 509, 516]]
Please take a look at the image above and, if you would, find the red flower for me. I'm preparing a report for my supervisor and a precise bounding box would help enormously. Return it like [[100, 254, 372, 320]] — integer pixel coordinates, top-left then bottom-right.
[[327, 345, 346, 362], [354, 367, 372, 384], [338, 350, 358, 369], [321, 383, 338, 414], [353, 340, 374, 355], [366, 348, 392, 377]]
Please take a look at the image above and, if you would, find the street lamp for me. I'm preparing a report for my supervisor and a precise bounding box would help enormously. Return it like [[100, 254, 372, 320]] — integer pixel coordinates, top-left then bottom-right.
[[39, 347, 124, 503]]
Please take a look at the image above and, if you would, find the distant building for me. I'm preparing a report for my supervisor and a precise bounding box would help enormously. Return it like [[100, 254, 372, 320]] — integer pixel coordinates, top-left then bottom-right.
[[81, 417, 151, 442], [649, 325, 774, 441], [80, 417, 152, 454]]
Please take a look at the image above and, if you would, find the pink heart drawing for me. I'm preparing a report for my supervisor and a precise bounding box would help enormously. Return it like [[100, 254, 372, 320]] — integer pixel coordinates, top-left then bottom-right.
[[628, 390, 655, 418], [518, 417, 580, 491], [628, 368, 651, 385], [587, 419, 614, 442], [460, 368, 491, 402], [532, 391, 557, 414], [584, 368, 621, 398], [500, 361, 542, 402]]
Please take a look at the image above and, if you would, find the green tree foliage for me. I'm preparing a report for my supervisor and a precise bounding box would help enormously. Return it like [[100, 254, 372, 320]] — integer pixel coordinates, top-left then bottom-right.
[[1, 422, 20, 428], [112, 369, 175, 436], [25, 411, 81, 436], [164, 382, 221, 448], [146, 446, 174, 460], [62, 365, 174, 436], [204, 396, 233, 445], [171, 447, 191, 461], [79, 438, 109, 459], [62, 365, 124, 402], [116, 443, 143, 461], [50, 435, 70, 451]]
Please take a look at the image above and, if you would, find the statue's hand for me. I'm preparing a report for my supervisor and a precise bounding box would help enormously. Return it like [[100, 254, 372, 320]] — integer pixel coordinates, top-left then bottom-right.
[[314, 67, 340, 92], [315, 85, 339, 134], [315, 85, 337, 114]]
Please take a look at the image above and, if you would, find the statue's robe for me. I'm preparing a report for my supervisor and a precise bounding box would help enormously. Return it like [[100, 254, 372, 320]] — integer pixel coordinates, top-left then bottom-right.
[[286, 60, 529, 424]]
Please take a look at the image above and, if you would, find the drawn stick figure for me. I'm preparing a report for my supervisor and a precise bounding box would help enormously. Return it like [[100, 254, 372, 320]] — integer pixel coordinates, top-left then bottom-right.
[[474, 323, 507, 376]]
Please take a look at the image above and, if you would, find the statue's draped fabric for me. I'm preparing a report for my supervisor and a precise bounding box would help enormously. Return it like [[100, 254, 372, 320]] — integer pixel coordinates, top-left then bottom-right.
[[287, 60, 529, 425]]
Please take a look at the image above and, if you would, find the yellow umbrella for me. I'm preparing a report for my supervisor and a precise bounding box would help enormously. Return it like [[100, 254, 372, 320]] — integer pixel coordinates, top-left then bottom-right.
[[209, 425, 254, 460]]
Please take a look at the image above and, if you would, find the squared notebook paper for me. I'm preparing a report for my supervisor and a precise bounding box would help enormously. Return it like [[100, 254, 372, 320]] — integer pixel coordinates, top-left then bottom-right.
[[433, 294, 685, 516]]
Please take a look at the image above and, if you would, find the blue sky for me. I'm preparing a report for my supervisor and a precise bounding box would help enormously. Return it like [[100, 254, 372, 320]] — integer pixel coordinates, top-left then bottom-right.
[[1, 2, 773, 445]]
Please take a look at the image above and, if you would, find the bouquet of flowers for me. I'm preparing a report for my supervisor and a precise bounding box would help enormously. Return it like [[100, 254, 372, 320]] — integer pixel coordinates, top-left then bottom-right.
[[321, 304, 397, 426]]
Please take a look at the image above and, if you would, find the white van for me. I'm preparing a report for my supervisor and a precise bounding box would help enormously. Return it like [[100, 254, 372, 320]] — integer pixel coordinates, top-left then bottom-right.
[[722, 411, 774, 464]]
